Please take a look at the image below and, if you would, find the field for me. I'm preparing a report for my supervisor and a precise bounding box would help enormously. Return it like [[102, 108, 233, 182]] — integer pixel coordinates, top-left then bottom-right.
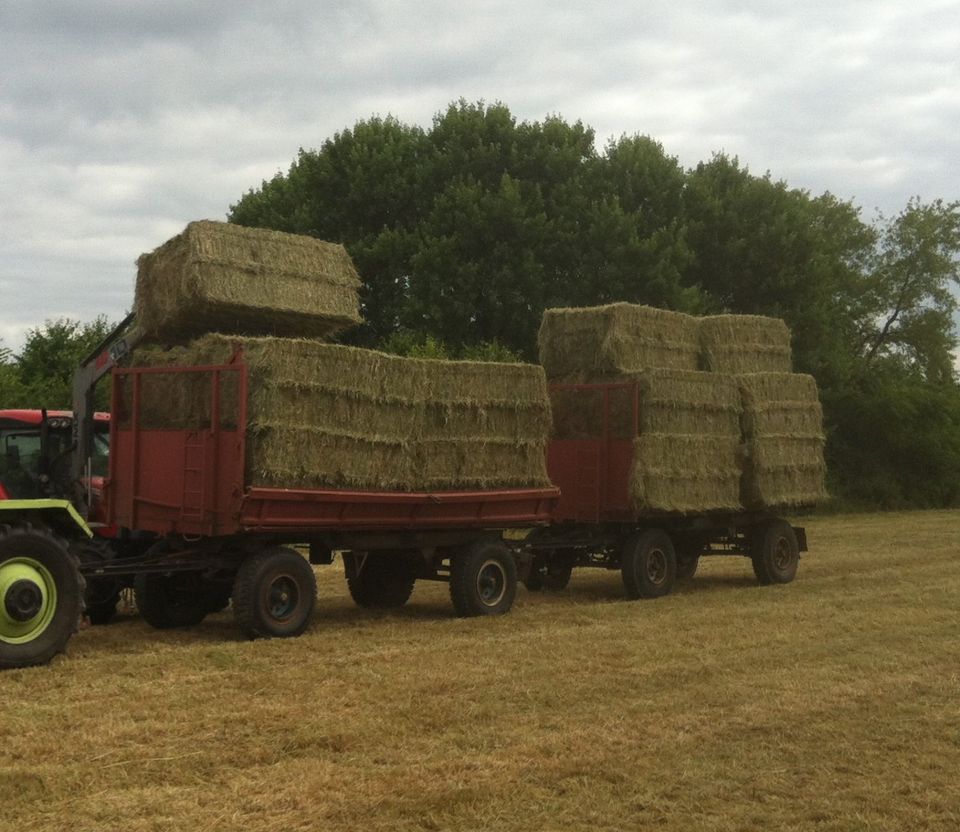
[[2, 510, 959, 831]]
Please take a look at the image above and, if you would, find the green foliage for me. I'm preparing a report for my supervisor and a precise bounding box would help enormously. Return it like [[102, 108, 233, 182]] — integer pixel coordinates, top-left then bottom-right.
[[378, 330, 520, 362], [1, 317, 114, 410], [823, 367, 960, 508]]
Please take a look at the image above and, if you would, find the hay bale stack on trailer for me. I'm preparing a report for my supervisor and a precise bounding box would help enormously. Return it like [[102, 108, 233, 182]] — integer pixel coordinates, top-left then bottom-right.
[[536, 302, 822, 598], [133, 334, 552, 492], [540, 303, 827, 514]]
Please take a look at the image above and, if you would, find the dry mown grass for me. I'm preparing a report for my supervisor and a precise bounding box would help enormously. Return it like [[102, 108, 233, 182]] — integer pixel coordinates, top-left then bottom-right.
[[2, 511, 959, 831]]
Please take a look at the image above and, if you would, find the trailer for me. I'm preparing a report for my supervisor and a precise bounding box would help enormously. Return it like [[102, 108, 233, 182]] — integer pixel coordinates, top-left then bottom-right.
[[1, 337, 810, 671], [520, 381, 808, 597]]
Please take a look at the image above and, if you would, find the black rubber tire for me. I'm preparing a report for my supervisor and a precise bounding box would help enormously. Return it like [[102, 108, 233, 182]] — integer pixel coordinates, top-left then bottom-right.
[[449, 540, 517, 617], [621, 529, 677, 600], [346, 552, 416, 608], [134, 572, 211, 629], [676, 555, 700, 580], [751, 519, 800, 585], [0, 524, 83, 669], [233, 547, 316, 639]]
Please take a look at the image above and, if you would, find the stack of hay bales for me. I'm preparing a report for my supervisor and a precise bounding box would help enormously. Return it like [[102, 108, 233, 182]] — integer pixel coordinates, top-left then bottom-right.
[[132, 221, 552, 492], [539, 302, 827, 513]]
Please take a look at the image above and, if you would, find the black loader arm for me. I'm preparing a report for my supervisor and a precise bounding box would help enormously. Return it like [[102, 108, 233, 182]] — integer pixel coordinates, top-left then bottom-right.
[[71, 312, 142, 515]]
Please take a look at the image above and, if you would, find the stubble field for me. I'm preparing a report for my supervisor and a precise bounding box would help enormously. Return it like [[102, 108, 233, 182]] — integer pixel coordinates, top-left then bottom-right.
[[2, 510, 958, 831]]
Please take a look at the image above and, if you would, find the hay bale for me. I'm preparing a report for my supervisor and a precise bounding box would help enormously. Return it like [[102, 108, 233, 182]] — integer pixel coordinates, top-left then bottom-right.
[[131, 335, 552, 492], [736, 372, 827, 508], [700, 315, 793, 373], [538, 303, 701, 380], [135, 221, 362, 343], [632, 435, 743, 514]]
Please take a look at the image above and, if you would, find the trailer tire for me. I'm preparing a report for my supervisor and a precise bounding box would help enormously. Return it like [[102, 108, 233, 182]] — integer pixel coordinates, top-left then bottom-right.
[[0, 524, 83, 669], [751, 520, 799, 585], [621, 529, 676, 599], [450, 540, 517, 617], [346, 552, 416, 608], [134, 573, 211, 629], [233, 547, 316, 639]]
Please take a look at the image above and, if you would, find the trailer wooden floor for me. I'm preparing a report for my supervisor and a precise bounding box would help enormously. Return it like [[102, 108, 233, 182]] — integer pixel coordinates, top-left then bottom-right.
[[2, 510, 959, 831]]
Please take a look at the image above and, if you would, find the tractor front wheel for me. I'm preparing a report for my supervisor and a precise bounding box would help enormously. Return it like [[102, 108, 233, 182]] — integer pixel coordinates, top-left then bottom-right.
[[0, 525, 83, 669]]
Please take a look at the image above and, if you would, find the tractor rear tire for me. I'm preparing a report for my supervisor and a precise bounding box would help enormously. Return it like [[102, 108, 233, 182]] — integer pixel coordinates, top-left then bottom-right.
[[0, 525, 83, 669], [346, 552, 416, 608], [449, 540, 517, 617], [751, 520, 799, 585], [621, 529, 677, 600], [134, 572, 211, 629], [233, 547, 316, 639]]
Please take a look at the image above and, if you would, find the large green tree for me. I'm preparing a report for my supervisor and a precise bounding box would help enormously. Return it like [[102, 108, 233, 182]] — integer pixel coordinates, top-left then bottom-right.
[[230, 101, 697, 356]]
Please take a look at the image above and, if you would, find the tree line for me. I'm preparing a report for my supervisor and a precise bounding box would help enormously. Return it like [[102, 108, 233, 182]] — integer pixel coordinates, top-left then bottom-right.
[[4, 101, 959, 509]]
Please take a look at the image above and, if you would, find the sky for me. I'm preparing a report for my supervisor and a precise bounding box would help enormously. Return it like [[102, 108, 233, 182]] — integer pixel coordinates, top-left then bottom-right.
[[1, 0, 958, 357]]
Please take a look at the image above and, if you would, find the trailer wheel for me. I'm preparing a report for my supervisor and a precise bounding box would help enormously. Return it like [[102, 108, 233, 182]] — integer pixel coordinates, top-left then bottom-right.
[[450, 540, 517, 617], [676, 555, 700, 580], [0, 525, 83, 669], [751, 520, 799, 585], [134, 572, 211, 629], [346, 552, 416, 608], [621, 529, 676, 599], [233, 547, 316, 639]]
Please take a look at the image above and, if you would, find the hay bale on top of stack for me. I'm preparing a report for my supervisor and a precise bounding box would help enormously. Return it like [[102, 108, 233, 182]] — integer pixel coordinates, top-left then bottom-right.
[[540, 304, 744, 514], [133, 221, 552, 492], [539, 303, 827, 513], [136, 220, 363, 342]]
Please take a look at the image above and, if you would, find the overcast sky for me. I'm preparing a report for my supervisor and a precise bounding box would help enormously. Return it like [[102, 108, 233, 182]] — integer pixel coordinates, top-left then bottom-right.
[[1, 0, 958, 355]]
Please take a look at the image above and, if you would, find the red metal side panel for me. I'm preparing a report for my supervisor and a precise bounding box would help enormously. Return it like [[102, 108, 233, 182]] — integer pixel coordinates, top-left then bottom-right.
[[106, 361, 246, 536], [239, 486, 560, 532], [546, 381, 639, 523]]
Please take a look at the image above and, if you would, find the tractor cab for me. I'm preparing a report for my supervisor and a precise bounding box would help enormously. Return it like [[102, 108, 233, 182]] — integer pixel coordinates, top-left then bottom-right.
[[0, 410, 109, 502]]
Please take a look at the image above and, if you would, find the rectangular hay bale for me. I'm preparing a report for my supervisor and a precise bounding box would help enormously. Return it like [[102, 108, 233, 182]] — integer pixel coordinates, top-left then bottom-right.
[[632, 435, 743, 514], [700, 314, 793, 373], [135, 220, 362, 343], [538, 303, 701, 381]]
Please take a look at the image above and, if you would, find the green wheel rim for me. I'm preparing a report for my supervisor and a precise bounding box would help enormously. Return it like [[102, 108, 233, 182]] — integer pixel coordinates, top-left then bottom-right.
[[0, 557, 58, 644]]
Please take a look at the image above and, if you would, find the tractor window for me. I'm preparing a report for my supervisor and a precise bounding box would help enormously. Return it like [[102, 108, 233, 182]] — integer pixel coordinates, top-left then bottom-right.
[[0, 429, 43, 499]]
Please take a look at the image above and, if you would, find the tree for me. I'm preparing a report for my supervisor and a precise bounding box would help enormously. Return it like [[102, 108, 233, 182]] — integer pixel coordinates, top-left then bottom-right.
[[230, 101, 699, 357], [14, 317, 114, 409], [857, 199, 960, 383]]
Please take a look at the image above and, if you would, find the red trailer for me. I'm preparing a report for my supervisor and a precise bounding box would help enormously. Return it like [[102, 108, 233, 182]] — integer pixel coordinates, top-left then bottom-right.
[[96, 356, 559, 638], [524, 381, 808, 598]]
